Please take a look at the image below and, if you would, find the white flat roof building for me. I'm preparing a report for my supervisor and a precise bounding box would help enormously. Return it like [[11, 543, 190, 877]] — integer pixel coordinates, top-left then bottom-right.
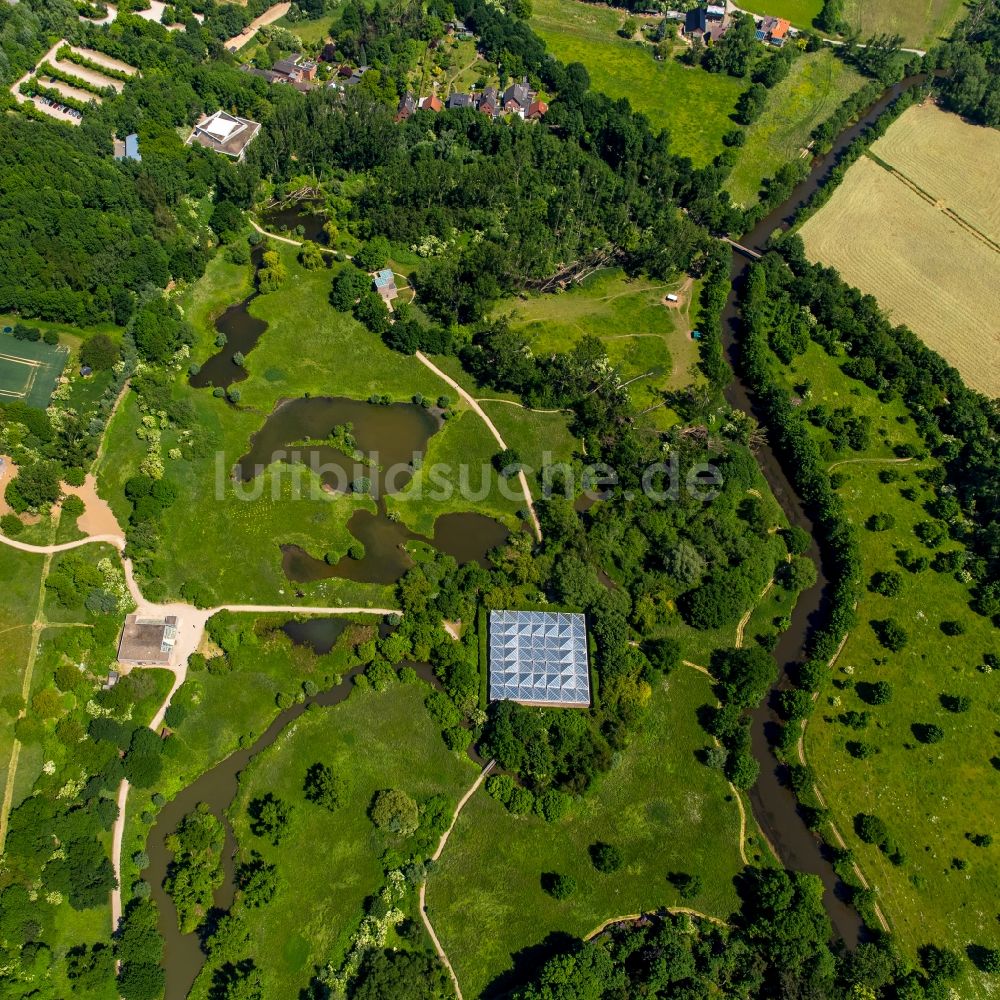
[[186, 109, 261, 160]]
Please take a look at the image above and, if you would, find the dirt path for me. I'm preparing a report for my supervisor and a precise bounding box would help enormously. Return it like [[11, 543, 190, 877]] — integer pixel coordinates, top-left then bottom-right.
[[826, 455, 914, 472], [795, 628, 891, 934], [475, 397, 570, 415], [415, 352, 543, 541], [419, 760, 494, 1000], [0, 516, 60, 851], [61, 474, 122, 537], [225, 2, 291, 50]]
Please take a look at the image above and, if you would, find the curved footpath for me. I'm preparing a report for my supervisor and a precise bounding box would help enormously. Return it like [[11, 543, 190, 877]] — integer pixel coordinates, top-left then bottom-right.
[[418, 760, 495, 1000], [248, 218, 544, 540]]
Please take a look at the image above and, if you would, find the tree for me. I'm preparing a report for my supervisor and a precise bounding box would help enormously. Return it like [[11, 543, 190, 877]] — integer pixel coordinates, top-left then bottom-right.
[[912, 722, 944, 744], [5, 461, 60, 512], [354, 290, 391, 335], [668, 871, 703, 899], [919, 944, 962, 982], [370, 788, 419, 836], [299, 241, 325, 270], [354, 236, 391, 271], [248, 794, 292, 845], [235, 851, 278, 908], [81, 333, 119, 370], [303, 762, 346, 811], [869, 570, 902, 596], [781, 555, 817, 591], [872, 618, 907, 652], [542, 872, 576, 899], [352, 949, 454, 1000], [493, 447, 522, 476], [589, 842, 623, 873], [735, 83, 767, 124]]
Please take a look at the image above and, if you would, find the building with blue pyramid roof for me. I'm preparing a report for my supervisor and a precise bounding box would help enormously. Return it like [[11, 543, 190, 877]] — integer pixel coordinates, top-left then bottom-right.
[[488, 610, 590, 707]]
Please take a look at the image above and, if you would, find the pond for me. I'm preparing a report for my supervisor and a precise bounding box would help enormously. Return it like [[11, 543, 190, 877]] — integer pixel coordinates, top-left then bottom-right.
[[189, 248, 266, 391], [234, 395, 441, 496], [261, 201, 327, 243], [280, 617, 349, 655]]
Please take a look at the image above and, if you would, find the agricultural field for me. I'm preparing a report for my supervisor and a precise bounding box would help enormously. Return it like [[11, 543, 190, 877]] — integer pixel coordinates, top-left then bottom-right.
[[190, 679, 478, 998], [0, 332, 68, 408], [429, 665, 745, 999], [777, 342, 1000, 996], [869, 103, 1000, 244], [798, 152, 1000, 397], [841, 0, 966, 49], [494, 268, 701, 427], [726, 49, 865, 206], [531, 0, 745, 165]]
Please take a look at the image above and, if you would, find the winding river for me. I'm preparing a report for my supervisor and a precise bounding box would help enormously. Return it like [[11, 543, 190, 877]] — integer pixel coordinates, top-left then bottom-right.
[[722, 75, 929, 946], [144, 74, 927, 993]]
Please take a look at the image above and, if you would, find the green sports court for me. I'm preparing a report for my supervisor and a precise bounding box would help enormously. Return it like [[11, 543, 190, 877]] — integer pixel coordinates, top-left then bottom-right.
[[0, 331, 68, 409]]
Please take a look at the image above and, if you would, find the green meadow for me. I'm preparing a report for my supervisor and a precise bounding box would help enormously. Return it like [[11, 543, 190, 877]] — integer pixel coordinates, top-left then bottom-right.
[[531, 0, 745, 165], [189, 678, 477, 998], [429, 665, 744, 999], [781, 343, 1000, 995], [727, 49, 865, 207]]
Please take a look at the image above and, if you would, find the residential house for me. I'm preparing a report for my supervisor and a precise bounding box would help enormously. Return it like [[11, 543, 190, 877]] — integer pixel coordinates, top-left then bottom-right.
[[186, 109, 261, 161], [347, 65, 369, 86], [683, 7, 707, 38], [447, 92, 474, 109], [477, 86, 499, 117], [502, 79, 532, 116], [527, 99, 548, 120], [272, 54, 318, 83], [760, 15, 791, 44], [419, 94, 443, 112], [113, 132, 141, 162], [373, 268, 397, 307], [395, 92, 417, 122]]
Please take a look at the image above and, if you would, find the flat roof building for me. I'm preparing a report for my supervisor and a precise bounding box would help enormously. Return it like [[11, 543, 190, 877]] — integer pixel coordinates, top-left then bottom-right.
[[186, 109, 261, 161], [118, 614, 179, 666], [489, 610, 590, 707]]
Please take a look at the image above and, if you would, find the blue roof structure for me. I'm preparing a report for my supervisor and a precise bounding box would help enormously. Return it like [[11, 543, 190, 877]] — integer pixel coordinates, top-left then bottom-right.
[[489, 610, 590, 706], [373, 268, 395, 289], [125, 133, 140, 161]]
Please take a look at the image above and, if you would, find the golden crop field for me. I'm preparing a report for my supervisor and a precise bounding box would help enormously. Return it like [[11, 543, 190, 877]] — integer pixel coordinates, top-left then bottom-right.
[[870, 104, 1000, 244], [800, 115, 1000, 398]]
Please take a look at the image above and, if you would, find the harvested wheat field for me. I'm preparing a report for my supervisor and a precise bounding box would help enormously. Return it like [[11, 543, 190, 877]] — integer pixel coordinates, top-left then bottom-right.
[[800, 149, 1000, 397], [870, 103, 1000, 244]]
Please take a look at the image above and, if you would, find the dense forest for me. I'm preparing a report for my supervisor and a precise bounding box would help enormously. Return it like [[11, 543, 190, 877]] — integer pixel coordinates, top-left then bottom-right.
[[936, 0, 1000, 126]]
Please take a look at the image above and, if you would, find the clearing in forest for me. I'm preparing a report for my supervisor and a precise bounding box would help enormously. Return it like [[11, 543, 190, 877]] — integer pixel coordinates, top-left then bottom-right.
[[798, 130, 1000, 397]]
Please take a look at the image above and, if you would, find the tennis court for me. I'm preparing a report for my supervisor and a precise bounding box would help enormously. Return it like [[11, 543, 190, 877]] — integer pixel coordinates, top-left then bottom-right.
[[0, 333, 67, 408]]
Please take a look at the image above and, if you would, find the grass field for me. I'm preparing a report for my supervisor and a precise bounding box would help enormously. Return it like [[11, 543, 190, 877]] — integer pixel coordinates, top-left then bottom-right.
[[190, 679, 477, 998], [531, 0, 744, 165], [799, 154, 1000, 397], [727, 50, 865, 206], [429, 665, 744, 998], [739, 0, 822, 26], [99, 247, 531, 606], [0, 333, 67, 408], [841, 0, 966, 49], [494, 268, 700, 426], [773, 342, 1000, 996]]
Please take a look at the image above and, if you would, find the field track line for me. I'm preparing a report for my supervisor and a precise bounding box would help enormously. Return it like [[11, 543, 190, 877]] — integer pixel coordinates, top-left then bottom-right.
[[0, 353, 41, 366], [584, 907, 730, 941], [866, 153, 1000, 255]]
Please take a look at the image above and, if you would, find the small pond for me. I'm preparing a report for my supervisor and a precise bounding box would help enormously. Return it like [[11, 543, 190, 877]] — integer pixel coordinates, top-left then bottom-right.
[[261, 201, 327, 243], [280, 617, 349, 655]]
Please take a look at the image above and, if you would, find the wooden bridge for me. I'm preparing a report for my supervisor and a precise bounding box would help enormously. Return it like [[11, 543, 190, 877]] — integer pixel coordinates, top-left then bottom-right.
[[722, 237, 762, 260]]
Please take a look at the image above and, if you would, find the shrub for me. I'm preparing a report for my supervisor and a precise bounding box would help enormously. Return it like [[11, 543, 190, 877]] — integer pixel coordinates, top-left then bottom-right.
[[857, 680, 892, 705], [370, 788, 419, 836], [667, 871, 703, 899], [872, 619, 907, 652], [535, 789, 570, 823], [589, 842, 623, 873], [1, 514, 24, 537], [508, 787, 535, 816], [542, 872, 576, 900], [868, 570, 902, 596], [304, 763, 346, 811], [866, 512, 895, 532], [912, 722, 944, 744], [62, 495, 85, 518], [940, 620, 966, 637], [940, 693, 971, 713]]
